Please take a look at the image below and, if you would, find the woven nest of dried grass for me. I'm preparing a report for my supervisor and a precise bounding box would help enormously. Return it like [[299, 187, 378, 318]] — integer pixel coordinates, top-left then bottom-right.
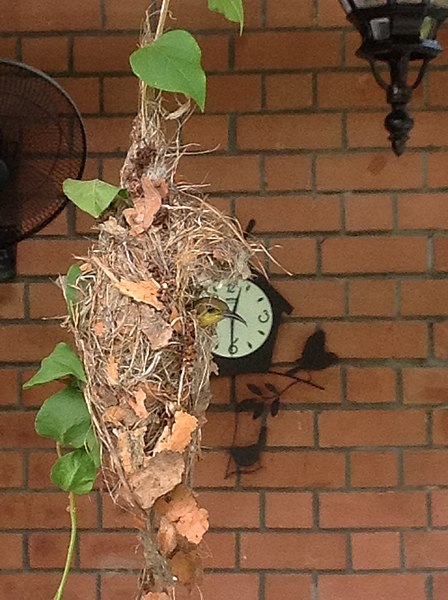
[[67, 23, 261, 598]]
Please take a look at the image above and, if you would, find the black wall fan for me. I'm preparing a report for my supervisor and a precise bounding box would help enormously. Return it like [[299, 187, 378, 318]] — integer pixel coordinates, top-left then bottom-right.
[[0, 59, 86, 281]]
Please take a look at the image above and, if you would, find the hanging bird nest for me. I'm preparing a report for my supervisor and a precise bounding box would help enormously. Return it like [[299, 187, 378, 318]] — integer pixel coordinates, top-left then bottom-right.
[[66, 10, 260, 600]]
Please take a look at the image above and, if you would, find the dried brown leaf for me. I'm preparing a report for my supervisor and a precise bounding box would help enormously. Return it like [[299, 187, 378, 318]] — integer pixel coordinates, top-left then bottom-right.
[[123, 176, 162, 234], [176, 507, 209, 545], [140, 305, 173, 350], [169, 306, 183, 334], [100, 216, 127, 236], [157, 516, 178, 557], [116, 279, 164, 311], [143, 593, 170, 600], [129, 387, 149, 419], [169, 550, 203, 589], [130, 451, 185, 510], [94, 321, 105, 336], [107, 355, 119, 385], [153, 411, 198, 454], [103, 405, 136, 427]]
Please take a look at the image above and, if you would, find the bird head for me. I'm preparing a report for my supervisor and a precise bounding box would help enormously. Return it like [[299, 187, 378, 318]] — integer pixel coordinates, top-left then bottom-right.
[[195, 297, 246, 327]]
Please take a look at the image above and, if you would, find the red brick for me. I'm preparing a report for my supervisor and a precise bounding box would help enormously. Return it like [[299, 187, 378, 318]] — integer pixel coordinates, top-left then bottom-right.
[[319, 410, 426, 448], [56, 77, 100, 114], [183, 115, 229, 151], [428, 71, 448, 105], [199, 491, 259, 528], [349, 280, 396, 317], [265, 492, 313, 529], [0, 452, 23, 488], [103, 0, 154, 29], [28, 533, 71, 568], [194, 451, 236, 488], [318, 0, 348, 26], [35, 211, 68, 236], [103, 76, 138, 114], [404, 450, 448, 485], [202, 532, 236, 569], [318, 72, 384, 108], [317, 153, 423, 191], [237, 114, 341, 150], [0, 370, 18, 406], [274, 280, 345, 318], [235, 31, 341, 70], [0, 534, 22, 568], [265, 574, 312, 600], [346, 368, 396, 403], [240, 451, 345, 488], [236, 196, 341, 233], [27, 452, 57, 488], [73, 35, 137, 72], [351, 451, 399, 488], [319, 574, 426, 600], [209, 375, 231, 406], [266, 0, 313, 27], [319, 492, 426, 528], [202, 412, 236, 448], [434, 321, 448, 358], [170, 0, 261, 30], [17, 239, 90, 276], [85, 116, 132, 153], [0, 574, 96, 600], [264, 155, 312, 191], [28, 283, 67, 320], [0, 283, 24, 319], [79, 532, 142, 569], [432, 490, 448, 527], [206, 74, 262, 112], [269, 238, 317, 275], [403, 368, 448, 405], [410, 112, 448, 147], [0, 411, 50, 449], [434, 575, 448, 600], [347, 113, 388, 148], [0, 1, 100, 30], [265, 74, 313, 110], [0, 38, 17, 60], [405, 531, 448, 568], [0, 492, 97, 529], [196, 35, 230, 72], [433, 410, 448, 445], [240, 532, 346, 569], [325, 321, 427, 359], [435, 236, 448, 272], [398, 193, 448, 229], [428, 152, 448, 188], [23, 373, 64, 408], [402, 281, 448, 316], [322, 236, 427, 274], [22, 37, 68, 72], [352, 532, 400, 570], [267, 410, 314, 447], [176, 574, 260, 600], [100, 575, 138, 599], [345, 194, 393, 231], [0, 325, 70, 362], [179, 155, 260, 192]]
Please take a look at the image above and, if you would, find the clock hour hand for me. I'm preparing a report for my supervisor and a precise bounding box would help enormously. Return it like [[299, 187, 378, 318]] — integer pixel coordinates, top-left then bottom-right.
[[227, 287, 247, 325]]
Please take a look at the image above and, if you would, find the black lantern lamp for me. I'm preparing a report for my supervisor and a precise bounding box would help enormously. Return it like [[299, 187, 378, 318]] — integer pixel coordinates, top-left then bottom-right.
[[339, 0, 448, 155]]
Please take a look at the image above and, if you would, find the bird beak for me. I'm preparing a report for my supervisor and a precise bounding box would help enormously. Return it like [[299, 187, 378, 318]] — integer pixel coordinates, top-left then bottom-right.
[[222, 311, 247, 325]]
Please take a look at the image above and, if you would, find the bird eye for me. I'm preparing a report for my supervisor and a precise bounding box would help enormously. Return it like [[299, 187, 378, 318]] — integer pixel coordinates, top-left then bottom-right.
[[207, 306, 215, 313]]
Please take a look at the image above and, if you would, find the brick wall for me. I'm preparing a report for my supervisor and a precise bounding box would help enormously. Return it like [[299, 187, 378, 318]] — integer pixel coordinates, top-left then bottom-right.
[[1, 1, 448, 599]]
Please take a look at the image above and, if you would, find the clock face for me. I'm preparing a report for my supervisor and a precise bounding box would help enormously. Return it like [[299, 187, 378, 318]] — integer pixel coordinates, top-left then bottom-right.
[[208, 280, 274, 359]]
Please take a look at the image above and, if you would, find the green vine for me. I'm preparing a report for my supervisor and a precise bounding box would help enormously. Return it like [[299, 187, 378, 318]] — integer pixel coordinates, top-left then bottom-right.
[[26, 2, 245, 597]]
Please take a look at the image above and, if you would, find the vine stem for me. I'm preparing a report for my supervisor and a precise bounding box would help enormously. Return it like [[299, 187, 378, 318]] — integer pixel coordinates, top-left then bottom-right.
[[53, 491, 78, 600], [155, 0, 171, 40]]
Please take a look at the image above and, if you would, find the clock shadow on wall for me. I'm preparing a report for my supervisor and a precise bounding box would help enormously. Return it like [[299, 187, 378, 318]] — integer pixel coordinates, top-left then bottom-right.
[[209, 269, 339, 477]]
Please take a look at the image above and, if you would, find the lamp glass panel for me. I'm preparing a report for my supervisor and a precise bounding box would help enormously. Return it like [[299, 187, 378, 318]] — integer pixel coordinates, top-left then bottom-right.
[[420, 16, 436, 38], [353, 0, 387, 7], [370, 17, 391, 39], [339, 0, 353, 13], [396, 0, 424, 3]]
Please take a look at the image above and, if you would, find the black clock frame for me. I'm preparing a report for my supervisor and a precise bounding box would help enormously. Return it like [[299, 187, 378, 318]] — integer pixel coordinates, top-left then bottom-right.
[[214, 272, 293, 376]]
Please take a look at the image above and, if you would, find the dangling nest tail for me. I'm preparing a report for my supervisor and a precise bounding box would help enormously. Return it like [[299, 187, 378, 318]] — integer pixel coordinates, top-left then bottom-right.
[[67, 17, 261, 600]]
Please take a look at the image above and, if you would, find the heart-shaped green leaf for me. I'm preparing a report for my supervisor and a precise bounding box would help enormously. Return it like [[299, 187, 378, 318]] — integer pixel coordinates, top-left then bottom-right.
[[23, 343, 86, 389], [51, 448, 97, 494], [130, 30, 206, 111], [63, 179, 123, 218], [208, 0, 244, 32], [35, 388, 92, 447]]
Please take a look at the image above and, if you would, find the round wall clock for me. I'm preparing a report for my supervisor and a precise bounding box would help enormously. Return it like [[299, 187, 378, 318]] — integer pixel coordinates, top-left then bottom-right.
[[208, 272, 293, 376]]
